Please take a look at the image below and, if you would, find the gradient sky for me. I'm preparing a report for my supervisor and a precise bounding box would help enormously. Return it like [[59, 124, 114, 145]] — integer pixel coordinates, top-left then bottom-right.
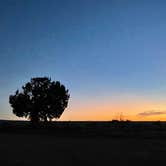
[[1, 0, 166, 121]]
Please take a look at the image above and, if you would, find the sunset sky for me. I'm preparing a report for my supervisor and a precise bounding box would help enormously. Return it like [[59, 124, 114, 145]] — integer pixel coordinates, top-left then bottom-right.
[[1, 0, 166, 121]]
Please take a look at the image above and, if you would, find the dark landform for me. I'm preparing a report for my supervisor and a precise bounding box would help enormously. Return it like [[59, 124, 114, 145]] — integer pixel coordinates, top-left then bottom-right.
[[0, 120, 166, 166]]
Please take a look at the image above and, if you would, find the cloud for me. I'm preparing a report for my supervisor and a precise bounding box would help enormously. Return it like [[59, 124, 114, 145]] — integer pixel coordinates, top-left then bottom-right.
[[137, 110, 166, 117]]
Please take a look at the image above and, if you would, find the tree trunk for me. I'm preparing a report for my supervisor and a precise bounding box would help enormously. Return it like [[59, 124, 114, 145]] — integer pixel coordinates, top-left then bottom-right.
[[30, 112, 39, 126], [44, 116, 48, 122]]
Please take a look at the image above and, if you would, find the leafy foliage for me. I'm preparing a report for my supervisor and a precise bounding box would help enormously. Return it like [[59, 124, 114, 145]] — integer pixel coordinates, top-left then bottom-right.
[[9, 77, 70, 123]]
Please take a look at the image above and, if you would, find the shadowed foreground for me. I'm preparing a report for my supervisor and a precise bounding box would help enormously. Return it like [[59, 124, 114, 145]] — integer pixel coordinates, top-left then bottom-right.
[[0, 121, 166, 166]]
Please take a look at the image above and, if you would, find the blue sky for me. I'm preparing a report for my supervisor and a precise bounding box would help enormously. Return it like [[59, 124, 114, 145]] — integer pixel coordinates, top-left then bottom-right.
[[1, 0, 166, 120]]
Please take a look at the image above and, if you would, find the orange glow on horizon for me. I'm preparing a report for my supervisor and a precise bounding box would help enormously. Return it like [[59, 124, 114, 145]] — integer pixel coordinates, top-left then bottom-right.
[[60, 98, 166, 121]]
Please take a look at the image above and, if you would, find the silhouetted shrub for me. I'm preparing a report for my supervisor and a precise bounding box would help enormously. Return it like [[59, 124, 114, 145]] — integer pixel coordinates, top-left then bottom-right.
[[9, 77, 70, 123]]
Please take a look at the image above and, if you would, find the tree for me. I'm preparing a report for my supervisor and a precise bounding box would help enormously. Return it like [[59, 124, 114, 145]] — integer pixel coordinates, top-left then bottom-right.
[[9, 77, 70, 123]]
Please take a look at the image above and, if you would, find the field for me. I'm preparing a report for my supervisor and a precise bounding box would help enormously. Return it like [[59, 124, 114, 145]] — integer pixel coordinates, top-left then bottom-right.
[[0, 120, 166, 166]]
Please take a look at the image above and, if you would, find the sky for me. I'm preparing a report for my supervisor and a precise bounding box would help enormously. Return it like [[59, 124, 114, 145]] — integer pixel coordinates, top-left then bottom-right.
[[1, 0, 166, 121]]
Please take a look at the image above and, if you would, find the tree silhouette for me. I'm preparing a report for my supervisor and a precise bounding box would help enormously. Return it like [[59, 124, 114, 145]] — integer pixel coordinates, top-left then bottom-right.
[[9, 77, 70, 123]]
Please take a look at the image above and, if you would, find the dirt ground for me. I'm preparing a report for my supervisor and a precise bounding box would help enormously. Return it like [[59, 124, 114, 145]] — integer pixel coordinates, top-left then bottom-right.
[[0, 132, 166, 166]]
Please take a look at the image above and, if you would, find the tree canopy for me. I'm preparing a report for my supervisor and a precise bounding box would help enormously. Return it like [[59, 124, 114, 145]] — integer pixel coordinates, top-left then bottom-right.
[[9, 77, 70, 123]]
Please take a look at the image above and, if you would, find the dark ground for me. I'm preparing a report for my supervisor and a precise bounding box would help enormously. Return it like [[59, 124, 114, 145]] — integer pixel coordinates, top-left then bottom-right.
[[0, 120, 166, 166]]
